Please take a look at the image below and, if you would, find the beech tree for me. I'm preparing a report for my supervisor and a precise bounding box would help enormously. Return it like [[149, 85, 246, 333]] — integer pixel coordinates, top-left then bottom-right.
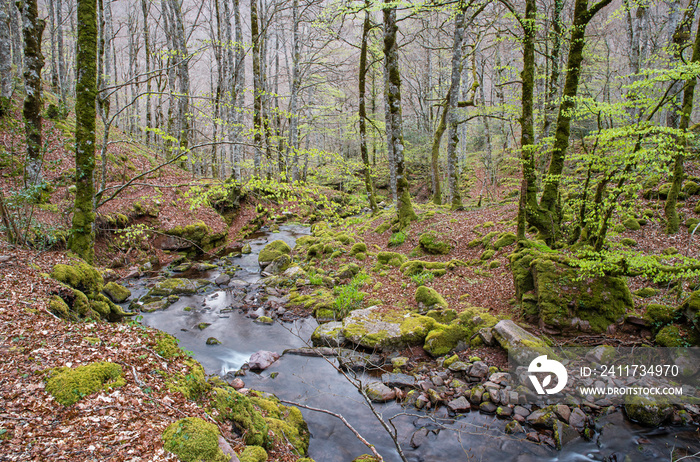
[[0, 0, 11, 116], [68, 0, 98, 263]]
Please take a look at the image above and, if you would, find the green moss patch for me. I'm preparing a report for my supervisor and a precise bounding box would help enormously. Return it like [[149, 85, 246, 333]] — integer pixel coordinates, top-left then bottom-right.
[[415, 286, 447, 308], [46, 361, 125, 406], [418, 231, 451, 255], [259, 239, 292, 264], [163, 417, 230, 462]]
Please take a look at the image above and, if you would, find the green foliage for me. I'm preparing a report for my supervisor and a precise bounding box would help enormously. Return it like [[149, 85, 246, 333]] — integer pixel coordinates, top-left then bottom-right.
[[334, 272, 369, 317], [114, 224, 152, 252], [1, 181, 65, 250], [411, 270, 434, 287], [388, 230, 406, 247]]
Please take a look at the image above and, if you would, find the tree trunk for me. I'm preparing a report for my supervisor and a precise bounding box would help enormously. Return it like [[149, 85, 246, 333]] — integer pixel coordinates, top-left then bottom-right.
[[9, 0, 20, 69], [56, 0, 67, 112], [232, 0, 244, 179], [536, 0, 613, 242], [48, 0, 58, 92], [516, 0, 538, 243], [19, 0, 45, 187], [288, 0, 301, 181], [430, 99, 447, 205], [540, 0, 563, 140], [251, 0, 263, 176], [168, 0, 190, 153], [665, 10, 700, 234], [359, 3, 377, 211], [383, 1, 416, 229], [0, 0, 12, 115], [446, 7, 467, 210], [69, 0, 98, 263], [141, 0, 151, 143]]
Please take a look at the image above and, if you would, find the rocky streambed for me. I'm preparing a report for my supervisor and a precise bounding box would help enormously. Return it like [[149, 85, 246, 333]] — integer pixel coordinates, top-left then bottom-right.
[[121, 224, 700, 462]]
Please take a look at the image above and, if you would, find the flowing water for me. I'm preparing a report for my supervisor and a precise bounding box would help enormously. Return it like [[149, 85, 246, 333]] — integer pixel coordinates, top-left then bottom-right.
[[126, 224, 700, 462]]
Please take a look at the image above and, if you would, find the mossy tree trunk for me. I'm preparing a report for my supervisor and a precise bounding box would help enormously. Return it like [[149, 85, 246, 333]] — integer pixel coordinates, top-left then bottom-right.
[[430, 98, 448, 205], [18, 0, 45, 187], [251, 0, 263, 177], [0, 0, 12, 116], [515, 0, 538, 244], [383, 0, 416, 229], [535, 0, 613, 243], [68, 0, 97, 264], [665, 12, 700, 234], [359, 3, 377, 212]]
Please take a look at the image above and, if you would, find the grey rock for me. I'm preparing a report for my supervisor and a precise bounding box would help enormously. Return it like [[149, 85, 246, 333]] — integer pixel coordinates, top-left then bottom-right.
[[492, 320, 554, 365], [365, 382, 396, 402], [215, 274, 232, 285], [342, 306, 407, 350], [554, 421, 580, 449], [468, 361, 489, 378], [410, 428, 429, 448], [381, 372, 416, 388], [478, 327, 495, 345], [568, 408, 587, 431], [447, 396, 471, 413], [311, 322, 346, 348], [624, 395, 673, 426], [448, 361, 469, 372], [248, 350, 280, 371], [479, 402, 497, 413]]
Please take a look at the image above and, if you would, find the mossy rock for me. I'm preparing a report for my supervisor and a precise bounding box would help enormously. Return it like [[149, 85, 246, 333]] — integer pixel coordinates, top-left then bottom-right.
[[336, 263, 360, 279], [510, 246, 631, 333], [51, 262, 104, 298], [400, 259, 448, 276], [633, 287, 658, 298], [682, 180, 699, 196], [655, 325, 684, 347], [238, 446, 267, 462], [426, 308, 457, 324], [493, 232, 516, 251], [48, 295, 71, 318], [488, 260, 501, 269], [255, 396, 310, 455], [213, 387, 270, 447], [398, 315, 437, 344], [480, 249, 495, 261], [423, 323, 468, 357], [350, 242, 367, 255], [620, 238, 637, 247], [163, 417, 230, 462], [259, 240, 291, 265], [613, 224, 626, 233], [307, 243, 324, 259], [685, 217, 700, 233], [415, 286, 447, 309], [681, 291, 700, 334], [342, 307, 412, 350], [622, 217, 641, 231], [662, 247, 678, 255], [418, 231, 451, 255], [481, 231, 499, 249], [374, 221, 391, 234], [352, 456, 381, 462], [166, 359, 210, 400], [46, 361, 125, 406], [376, 251, 407, 266], [645, 304, 678, 326], [148, 278, 209, 297], [102, 281, 131, 303], [624, 395, 673, 426]]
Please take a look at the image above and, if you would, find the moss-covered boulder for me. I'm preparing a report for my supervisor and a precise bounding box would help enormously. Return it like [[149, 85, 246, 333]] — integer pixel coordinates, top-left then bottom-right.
[[655, 325, 684, 347], [376, 251, 407, 267], [509, 245, 632, 333], [492, 319, 554, 365], [148, 278, 210, 297], [399, 315, 437, 344], [336, 263, 360, 279], [633, 287, 659, 298], [493, 232, 517, 251], [624, 395, 673, 426], [163, 417, 232, 462], [102, 281, 131, 303], [622, 217, 641, 230], [51, 262, 104, 298], [239, 446, 267, 462], [415, 286, 447, 309], [311, 321, 346, 347], [213, 387, 270, 447], [259, 240, 291, 267], [46, 361, 125, 406], [341, 307, 431, 351], [165, 221, 226, 252], [645, 304, 678, 326], [681, 291, 700, 335], [265, 254, 291, 275], [423, 323, 468, 357], [418, 231, 451, 255], [350, 242, 367, 255]]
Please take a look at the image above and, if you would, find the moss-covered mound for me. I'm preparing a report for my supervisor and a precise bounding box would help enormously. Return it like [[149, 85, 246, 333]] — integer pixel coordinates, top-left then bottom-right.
[[510, 244, 632, 333], [50, 262, 131, 321], [162, 417, 230, 462], [415, 286, 448, 309], [164, 221, 227, 253], [46, 361, 125, 406], [102, 281, 131, 303], [259, 239, 292, 266], [418, 231, 451, 255], [239, 446, 268, 462]]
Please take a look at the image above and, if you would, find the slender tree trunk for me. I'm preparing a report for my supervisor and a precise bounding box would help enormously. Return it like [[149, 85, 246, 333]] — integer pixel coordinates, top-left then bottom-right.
[[288, 0, 301, 181], [0, 0, 12, 115], [359, 3, 377, 211], [232, 0, 244, 179], [516, 0, 537, 243], [48, 0, 58, 92], [430, 99, 447, 205], [168, 0, 190, 154], [251, 0, 263, 176], [383, 1, 416, 228], [141, 0, 151, 143], [665, 11, 700, 234], [446, 7, 467, 210], [69, 0, 98, 263], [56, 0, 67, 112], [541, 0, 563, 140], [9, 0, 20, 69], [19, 0, 45, 187], [537, 0, 614, 242]]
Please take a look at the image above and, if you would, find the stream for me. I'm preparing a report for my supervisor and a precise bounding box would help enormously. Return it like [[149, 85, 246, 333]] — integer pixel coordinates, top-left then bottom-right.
[[125, 224, 700, 462]]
